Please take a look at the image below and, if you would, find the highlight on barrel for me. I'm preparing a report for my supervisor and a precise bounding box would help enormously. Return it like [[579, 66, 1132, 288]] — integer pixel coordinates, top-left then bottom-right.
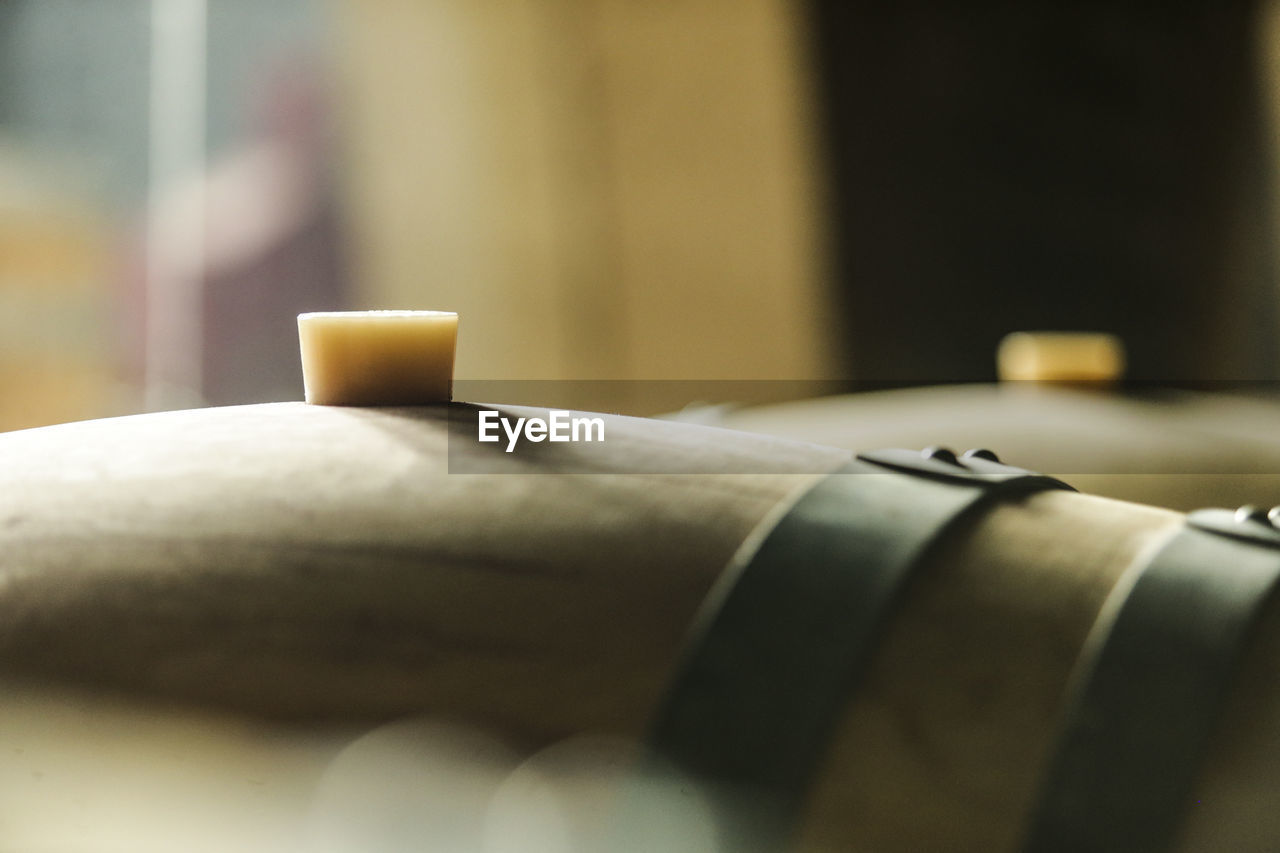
[[297, 310, 458, 406]]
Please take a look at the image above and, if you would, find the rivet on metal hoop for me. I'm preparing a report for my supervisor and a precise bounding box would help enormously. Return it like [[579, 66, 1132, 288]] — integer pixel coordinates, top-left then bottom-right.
[[922, 447, 960, 466], [1268, 507, 1280, 528], [1235, 505, 1270, 525], [963, 448, 1001, 463]]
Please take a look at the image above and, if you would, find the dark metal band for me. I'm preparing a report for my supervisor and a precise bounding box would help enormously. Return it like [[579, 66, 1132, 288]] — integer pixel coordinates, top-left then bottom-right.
[[1022, 506, 1280, 853], [628, 448, 1072, 851]]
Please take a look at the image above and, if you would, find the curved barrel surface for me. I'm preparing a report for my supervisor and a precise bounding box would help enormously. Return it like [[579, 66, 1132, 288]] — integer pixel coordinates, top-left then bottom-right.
[[0, 401, 847, 732], [1, 401, 1278, 852]]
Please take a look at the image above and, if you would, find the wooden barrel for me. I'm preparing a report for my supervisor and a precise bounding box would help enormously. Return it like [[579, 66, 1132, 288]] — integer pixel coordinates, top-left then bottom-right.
[[0, 401, 1276, 852], [707, 383, 1280, 511]]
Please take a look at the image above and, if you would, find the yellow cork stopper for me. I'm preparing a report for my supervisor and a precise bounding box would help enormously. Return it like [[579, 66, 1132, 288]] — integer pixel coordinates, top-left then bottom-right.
[[997, 331, 1126, 384], [298, 311, 458, 405]]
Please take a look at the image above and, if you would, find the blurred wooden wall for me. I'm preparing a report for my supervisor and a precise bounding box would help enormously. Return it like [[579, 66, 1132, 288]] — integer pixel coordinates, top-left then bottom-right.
[[334, 0, 839, 412]]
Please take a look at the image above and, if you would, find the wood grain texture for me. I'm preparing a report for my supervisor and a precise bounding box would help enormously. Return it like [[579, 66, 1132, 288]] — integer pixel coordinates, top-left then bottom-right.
[[0, 402, 846, 736], [802, 490, 1180, 852]]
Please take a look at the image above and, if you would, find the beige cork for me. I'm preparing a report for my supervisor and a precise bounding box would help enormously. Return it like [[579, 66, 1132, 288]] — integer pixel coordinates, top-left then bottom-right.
[[298, 311, 458, 405], [997, 331, 1126, 385]]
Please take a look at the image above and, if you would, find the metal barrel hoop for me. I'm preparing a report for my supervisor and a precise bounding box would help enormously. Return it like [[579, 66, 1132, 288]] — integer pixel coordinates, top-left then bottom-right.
[[1023, 505, 1280, 853], [618, 447, 1073, 852]]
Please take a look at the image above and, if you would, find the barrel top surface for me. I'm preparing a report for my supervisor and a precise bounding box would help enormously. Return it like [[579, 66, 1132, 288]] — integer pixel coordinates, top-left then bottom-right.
[[0, 400, 854, 540], [0, 402, 849, 725]]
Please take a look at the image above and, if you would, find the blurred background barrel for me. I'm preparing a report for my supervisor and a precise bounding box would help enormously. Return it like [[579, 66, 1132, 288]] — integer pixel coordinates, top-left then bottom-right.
[[698, 382, 1280, 511], [811, 0, 1280, 384]]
